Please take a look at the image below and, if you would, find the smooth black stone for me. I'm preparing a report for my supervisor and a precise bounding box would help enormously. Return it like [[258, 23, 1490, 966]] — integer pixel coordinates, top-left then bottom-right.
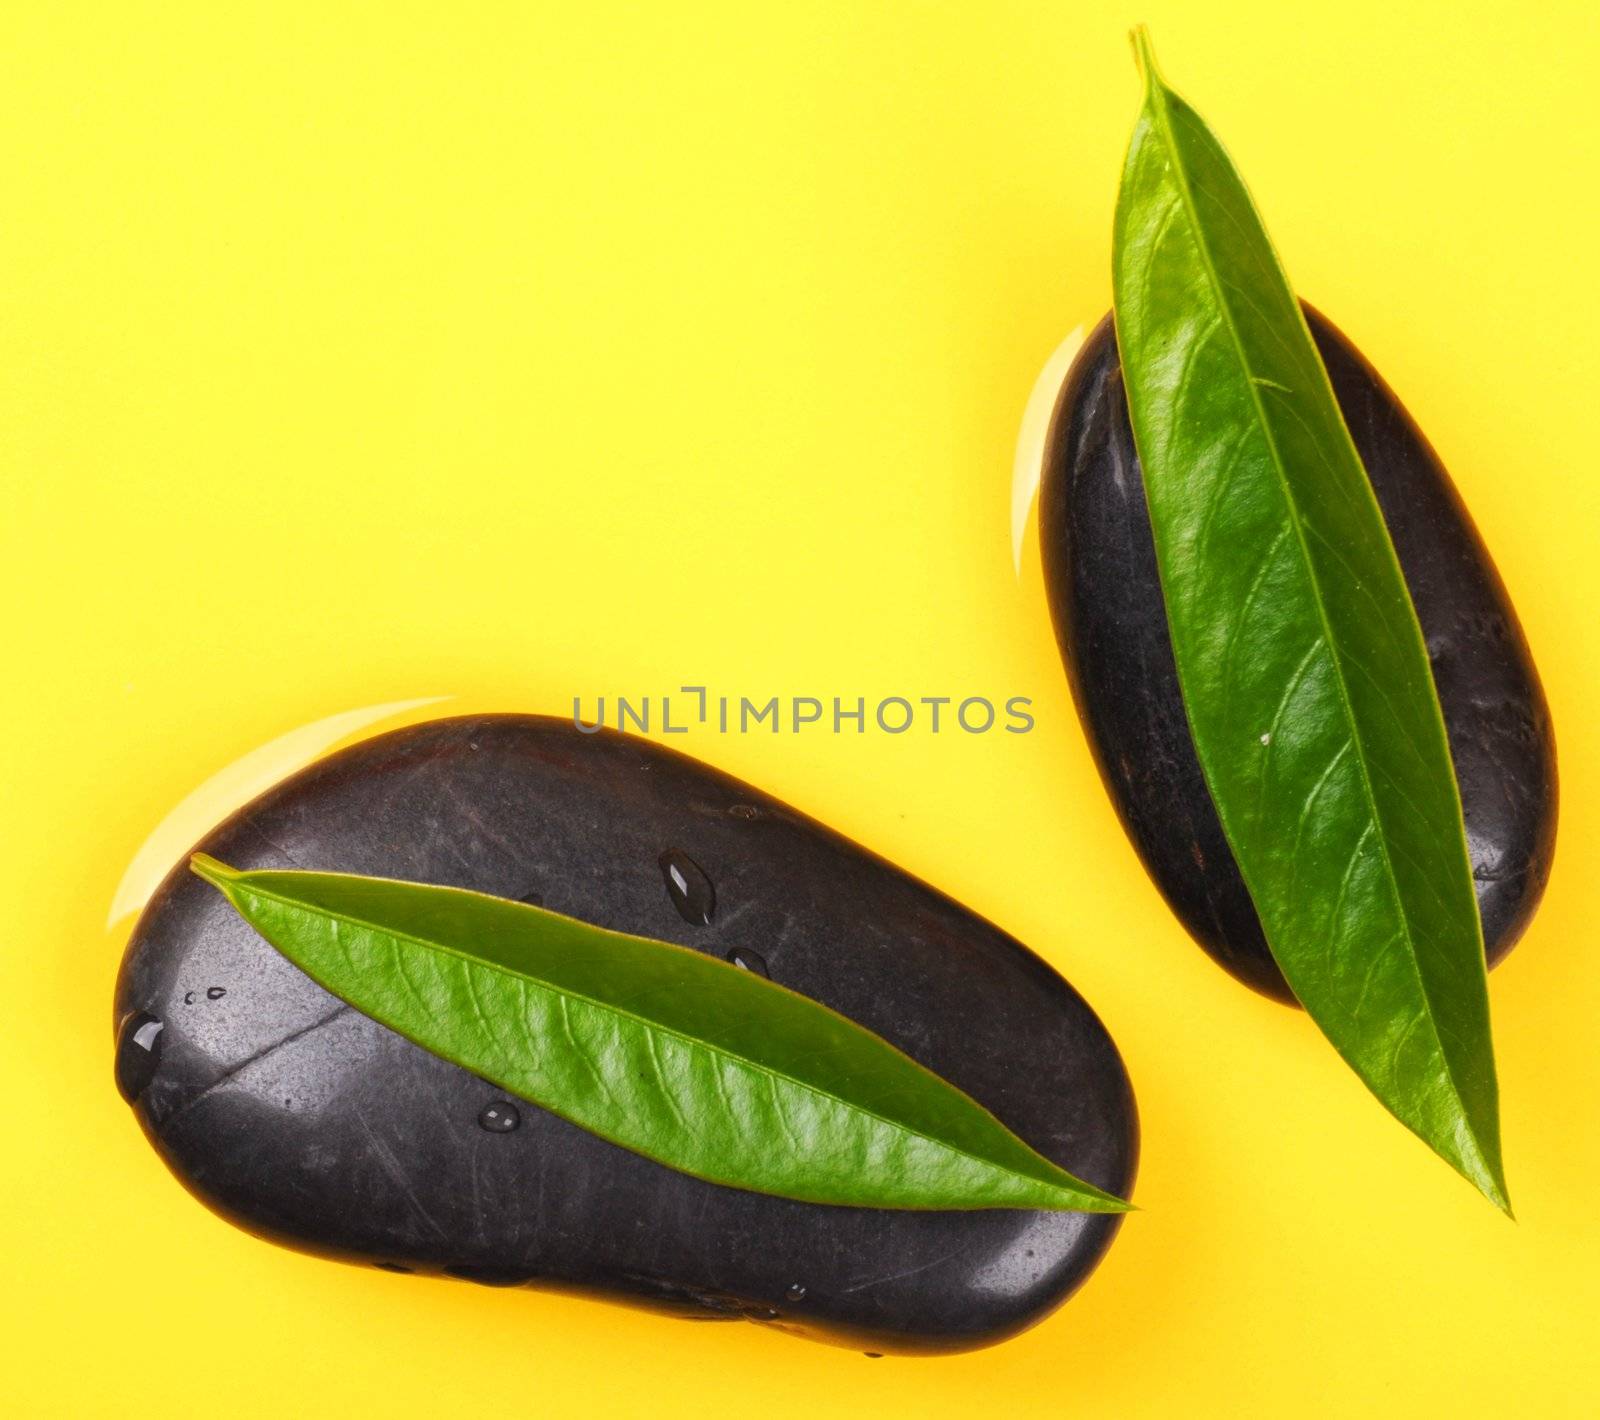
[[113, 715, 1137, 1354], [1041, 307, 1557, 1003]]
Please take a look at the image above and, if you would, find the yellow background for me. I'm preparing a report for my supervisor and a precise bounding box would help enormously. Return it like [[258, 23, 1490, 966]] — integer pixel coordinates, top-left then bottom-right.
[[3, 3, 1597, 1415]]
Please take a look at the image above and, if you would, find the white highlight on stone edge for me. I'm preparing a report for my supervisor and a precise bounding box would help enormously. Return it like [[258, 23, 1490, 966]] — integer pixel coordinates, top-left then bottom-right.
[[1011, 325, 1086, 577], [107, 696, 449, 927]]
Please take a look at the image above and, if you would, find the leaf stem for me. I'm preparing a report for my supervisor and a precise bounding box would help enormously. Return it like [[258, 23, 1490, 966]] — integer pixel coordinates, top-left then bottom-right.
[[1129, 24, 1162, 91], [190, 853, 243, 888]]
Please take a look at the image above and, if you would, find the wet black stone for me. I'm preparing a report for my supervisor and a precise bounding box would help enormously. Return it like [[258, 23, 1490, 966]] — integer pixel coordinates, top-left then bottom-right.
[[1040, 306, 1557, 1003], [113, 715, 1137, 1354]]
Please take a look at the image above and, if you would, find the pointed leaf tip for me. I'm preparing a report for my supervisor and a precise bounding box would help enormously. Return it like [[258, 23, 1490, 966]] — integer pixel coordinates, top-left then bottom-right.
[[1480, 1169, 1513, 1219]]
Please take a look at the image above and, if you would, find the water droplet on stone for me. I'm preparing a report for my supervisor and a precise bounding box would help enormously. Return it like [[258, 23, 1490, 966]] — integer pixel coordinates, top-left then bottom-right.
[[659, 849, 715, 925], [206, 986, 226, 1000], [727, 947, 769, 978], [518, 890, 544, 907], [478, 1100, 521, 1133], [728, 804, 759, 820], [115, 1011, 165, 1104], [785, 1283, 806, 1302]]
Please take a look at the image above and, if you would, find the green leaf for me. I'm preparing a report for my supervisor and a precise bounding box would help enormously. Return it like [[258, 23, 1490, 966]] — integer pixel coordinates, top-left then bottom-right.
[[1111, 30, 1507, 1209], [190, 854, 1129, 1213]]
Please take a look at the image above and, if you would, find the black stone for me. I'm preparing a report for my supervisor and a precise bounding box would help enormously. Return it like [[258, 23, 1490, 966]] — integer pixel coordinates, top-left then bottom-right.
[[113, 715, 1137, 1353], [1040, 306, 1557, 1003]]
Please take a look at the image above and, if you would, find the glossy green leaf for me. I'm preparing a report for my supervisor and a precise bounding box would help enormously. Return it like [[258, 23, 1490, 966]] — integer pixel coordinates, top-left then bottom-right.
[[1111, 31, 1506, 1208], [190, 855, 1129, 1213]]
